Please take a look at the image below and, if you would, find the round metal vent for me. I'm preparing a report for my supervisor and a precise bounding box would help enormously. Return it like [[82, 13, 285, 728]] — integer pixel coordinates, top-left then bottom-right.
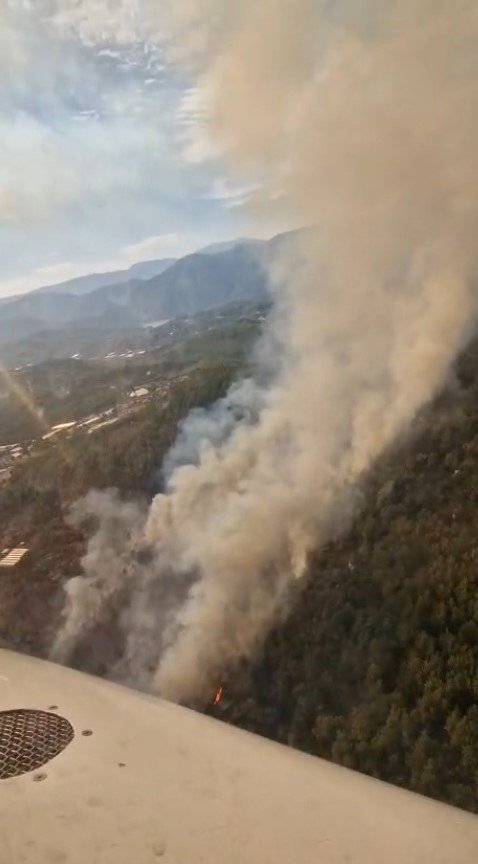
[[0, 709, 74, 780]]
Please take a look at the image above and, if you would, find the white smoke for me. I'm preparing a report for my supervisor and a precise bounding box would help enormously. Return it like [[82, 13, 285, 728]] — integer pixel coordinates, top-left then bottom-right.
[[53, 1, 478, 702]]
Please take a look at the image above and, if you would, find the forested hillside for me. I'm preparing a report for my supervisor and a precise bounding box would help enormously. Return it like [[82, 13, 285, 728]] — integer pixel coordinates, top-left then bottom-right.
[[214, 336, 478, 813], [0, 362, 236, 657], [0, 305, 261, 443], [2, 310, 478, 814]]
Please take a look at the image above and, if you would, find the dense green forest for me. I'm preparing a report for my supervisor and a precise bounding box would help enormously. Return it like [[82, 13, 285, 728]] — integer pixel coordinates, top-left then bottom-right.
[[213, 339, 478, 814], [2, 312, 478, 814]]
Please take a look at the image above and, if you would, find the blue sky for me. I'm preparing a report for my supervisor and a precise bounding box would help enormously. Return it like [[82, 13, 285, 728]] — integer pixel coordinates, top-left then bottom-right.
[[0, 2, 275, 297]]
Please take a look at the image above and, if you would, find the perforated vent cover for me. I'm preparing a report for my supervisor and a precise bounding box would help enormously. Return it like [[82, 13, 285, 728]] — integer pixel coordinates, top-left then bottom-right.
[[0, 709, 74, 779]]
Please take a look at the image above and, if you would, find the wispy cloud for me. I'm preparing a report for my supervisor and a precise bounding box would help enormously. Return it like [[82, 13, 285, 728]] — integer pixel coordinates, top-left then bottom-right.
[[174, 85, 219, 164], [122, 233, 180, 260], [0, 232, 186, 297], [0, 2, 275, 297]]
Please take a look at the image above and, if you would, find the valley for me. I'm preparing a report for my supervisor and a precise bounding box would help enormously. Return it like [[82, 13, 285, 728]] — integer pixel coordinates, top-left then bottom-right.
[[1, 237, 478, 815], [0, 295, 261, 658], [0, 233, 286, 364]]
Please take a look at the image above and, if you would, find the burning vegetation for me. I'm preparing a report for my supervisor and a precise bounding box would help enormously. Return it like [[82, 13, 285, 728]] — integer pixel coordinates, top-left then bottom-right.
[[213, 685, 224, 707]]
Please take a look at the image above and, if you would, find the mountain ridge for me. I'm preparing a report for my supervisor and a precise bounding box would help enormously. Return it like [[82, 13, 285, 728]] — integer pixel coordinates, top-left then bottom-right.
[[28, 257, 177, 299], [0, 233, 296, 350]]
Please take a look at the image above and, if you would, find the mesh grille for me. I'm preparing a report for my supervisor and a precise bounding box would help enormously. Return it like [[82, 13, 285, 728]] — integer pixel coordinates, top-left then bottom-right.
[[0, 710, 74, 779]]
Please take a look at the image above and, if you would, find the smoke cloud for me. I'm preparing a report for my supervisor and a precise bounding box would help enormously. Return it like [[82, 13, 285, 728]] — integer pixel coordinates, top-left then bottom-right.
[[53, 1, 478, 702]]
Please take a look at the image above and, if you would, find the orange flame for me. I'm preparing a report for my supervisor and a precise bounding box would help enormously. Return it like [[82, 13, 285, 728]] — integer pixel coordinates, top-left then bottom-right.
[[213, 685, 224, 706]]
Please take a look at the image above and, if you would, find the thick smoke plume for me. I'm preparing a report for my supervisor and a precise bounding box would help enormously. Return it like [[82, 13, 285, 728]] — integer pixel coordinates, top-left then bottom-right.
[[53, 1, 478, 702]]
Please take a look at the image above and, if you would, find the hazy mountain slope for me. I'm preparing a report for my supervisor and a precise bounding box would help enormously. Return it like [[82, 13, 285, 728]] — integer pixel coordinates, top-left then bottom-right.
[[35, 270, 134, 297], [1, 290, 83, 324], [128, 258, 176, 279], [0, 287, 130, 333], [131, 243, 270, 322], [0, 236, 280, 348], [33, 257, 176, 297], [200, 238, 264, 255]]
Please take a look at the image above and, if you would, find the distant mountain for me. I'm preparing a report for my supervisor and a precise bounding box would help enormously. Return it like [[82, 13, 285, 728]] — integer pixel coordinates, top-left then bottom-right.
[[35, 270, 129, 297], [130, 242, 270, 322], [0, 231, 300, 353], [128, 258, 176, 280], [199, 238, 264, 256], [34, 257, 176, 297]]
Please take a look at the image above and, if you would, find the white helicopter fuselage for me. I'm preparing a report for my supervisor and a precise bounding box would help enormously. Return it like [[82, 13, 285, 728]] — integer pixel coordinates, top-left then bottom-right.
[[0, 649, 477, 864]]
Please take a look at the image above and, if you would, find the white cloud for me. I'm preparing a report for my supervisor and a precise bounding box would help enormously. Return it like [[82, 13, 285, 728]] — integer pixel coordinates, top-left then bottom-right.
[[0, 2, 270, 298], [204, 177, 262, 209], [0, 232, 187, 297], [0, 111, 163, 224], [48, 1, 145, 45], [175, 85, 219, 164], [123, 233, 181, 260], [0, 3, 175, 225]]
